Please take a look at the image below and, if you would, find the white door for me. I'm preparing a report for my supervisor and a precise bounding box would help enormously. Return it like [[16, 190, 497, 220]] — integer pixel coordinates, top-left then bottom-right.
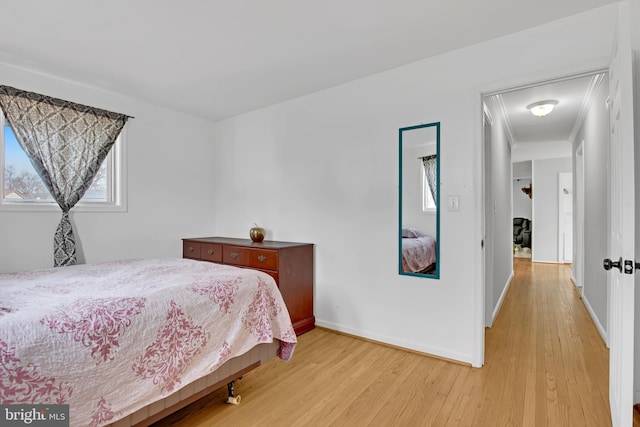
[[558, 172, 573, 263], [606, 3, 636, 426], [575, 144, 585, 291]]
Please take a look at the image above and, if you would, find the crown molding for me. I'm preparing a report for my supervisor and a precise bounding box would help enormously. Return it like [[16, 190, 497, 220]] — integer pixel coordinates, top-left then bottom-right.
[[493, 94, 516, 147], [568, 72, 606, 143]]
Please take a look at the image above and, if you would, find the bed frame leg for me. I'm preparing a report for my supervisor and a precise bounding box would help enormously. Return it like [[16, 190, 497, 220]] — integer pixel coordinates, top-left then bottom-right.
[[226, 379, 242, 405]]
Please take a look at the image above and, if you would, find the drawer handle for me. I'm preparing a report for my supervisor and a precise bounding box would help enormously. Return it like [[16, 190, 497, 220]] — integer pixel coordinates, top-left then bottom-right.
[[207, 249, 215, 255], [258, 255, 266, 262], [188, 246, 194, 253], [231, 252, 239, 259]]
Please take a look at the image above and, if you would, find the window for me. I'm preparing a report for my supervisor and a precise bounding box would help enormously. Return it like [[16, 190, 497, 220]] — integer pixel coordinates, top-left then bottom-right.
[[0, 110, 127, 212], [421, 161, 436, 212]]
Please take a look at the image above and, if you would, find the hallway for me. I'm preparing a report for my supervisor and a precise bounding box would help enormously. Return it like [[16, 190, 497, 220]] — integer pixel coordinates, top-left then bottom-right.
[[156, 259, 611, 426], [482, 258, 610, 426]]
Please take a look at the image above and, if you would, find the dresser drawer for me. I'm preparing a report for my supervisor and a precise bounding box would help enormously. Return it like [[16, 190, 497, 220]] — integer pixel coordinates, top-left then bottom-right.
[[247, 249, 278, 271], [201, 243, 222, 262], [223, 246, 249, 266], [183, 241, 201, 259]]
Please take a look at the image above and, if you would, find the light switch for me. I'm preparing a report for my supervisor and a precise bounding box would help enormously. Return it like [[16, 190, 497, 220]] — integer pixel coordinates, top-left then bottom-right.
[[448, 195, 460, 211]]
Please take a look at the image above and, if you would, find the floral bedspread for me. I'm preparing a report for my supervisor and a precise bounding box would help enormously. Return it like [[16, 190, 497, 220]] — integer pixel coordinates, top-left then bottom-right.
[[402, 235, 437, 272], [0, 258, 297, 426]]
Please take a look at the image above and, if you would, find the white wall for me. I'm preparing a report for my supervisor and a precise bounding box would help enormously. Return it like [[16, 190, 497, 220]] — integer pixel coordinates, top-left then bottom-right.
[[212, 6, 617, 365], [572, 76, 609, 340], [512, 140, 572, 162], [0, 64, 218, 272], [513, 160, 532, 178], [532, 157, 572, 263]]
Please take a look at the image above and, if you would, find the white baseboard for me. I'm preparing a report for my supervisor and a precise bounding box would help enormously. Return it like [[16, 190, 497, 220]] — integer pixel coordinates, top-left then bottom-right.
[[569, 274, 583, 297], [491, 271, 514, 325], [532, 258, 561, 264], [582, 294, 608, 345], [314, 319, 472, 365]]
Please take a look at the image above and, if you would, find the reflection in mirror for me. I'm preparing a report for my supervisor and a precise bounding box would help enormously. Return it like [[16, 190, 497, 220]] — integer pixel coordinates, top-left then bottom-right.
[[399, 122, 439, 279]]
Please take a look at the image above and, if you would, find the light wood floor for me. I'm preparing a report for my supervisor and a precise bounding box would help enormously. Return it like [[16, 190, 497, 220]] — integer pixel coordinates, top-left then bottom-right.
[[154, 259, 611, 426]]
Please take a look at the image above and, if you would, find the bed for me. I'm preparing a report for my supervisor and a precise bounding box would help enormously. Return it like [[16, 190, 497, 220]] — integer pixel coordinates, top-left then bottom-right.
[[401, 228, 437, 273], [0, 257, 297, 426]]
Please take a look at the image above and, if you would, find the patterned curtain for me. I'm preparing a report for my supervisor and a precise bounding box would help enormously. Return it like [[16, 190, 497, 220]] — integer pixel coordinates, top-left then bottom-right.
[[422, 155, 437, 203], [0, 86, 129, 267]]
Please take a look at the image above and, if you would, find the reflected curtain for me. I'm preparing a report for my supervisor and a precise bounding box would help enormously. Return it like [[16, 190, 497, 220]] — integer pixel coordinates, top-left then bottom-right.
[[0, 86, 129, 267], [422, 155, 437, 202]]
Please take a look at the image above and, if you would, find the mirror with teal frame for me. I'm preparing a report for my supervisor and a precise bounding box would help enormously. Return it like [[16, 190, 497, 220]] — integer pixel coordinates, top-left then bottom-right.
[[399, 122, 440, 279]]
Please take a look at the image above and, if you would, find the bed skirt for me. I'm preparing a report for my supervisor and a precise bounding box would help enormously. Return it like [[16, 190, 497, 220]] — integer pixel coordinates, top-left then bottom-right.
[[108, 341, 279, 426]]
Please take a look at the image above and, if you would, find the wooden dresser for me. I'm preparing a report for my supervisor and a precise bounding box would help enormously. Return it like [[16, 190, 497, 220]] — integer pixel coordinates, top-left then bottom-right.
[[182, 237, 315, 335]]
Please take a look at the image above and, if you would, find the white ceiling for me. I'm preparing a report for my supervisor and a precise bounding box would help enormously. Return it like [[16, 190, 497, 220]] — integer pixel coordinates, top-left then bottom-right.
[[493, 73, 606, 146], [0, 0, 617, 122]]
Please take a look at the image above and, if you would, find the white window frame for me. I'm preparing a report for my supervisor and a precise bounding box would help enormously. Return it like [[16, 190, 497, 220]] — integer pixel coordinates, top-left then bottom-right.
[[0, 112, 127, 212], [421, 160, 437, 214]]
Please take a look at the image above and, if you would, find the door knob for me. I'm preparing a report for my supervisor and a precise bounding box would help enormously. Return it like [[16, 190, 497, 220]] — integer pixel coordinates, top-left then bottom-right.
[[603, 257, 623, 272]]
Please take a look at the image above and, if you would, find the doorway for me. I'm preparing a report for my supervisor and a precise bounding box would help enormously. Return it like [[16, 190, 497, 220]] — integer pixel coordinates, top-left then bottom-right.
[[513, 161, 532, 259], [481, 69, 609, 343]]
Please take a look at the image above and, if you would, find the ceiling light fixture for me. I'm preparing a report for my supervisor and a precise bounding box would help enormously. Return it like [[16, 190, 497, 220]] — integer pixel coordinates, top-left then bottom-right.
[[526, 100, 558, 117]]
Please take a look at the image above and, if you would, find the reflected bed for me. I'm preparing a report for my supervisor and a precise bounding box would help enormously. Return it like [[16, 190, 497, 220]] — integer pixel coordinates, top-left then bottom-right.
[[401, 235, 437, 274]]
